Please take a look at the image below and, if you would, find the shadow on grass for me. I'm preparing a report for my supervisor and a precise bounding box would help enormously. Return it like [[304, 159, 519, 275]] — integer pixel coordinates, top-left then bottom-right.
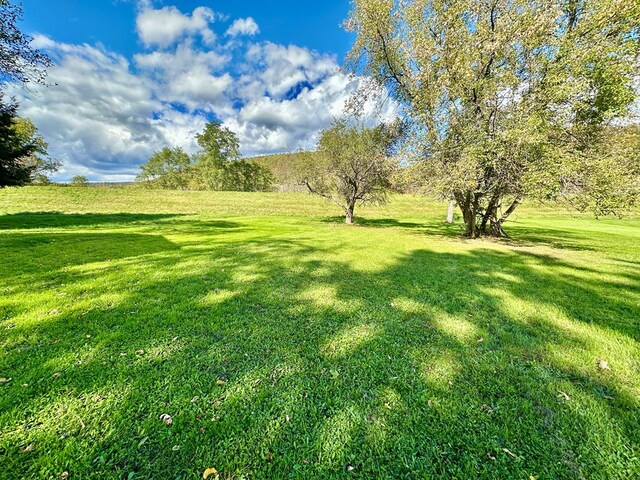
[[321, 216, 465, 238], [0, 212, 185, 230], [0, 214, 638, 479]]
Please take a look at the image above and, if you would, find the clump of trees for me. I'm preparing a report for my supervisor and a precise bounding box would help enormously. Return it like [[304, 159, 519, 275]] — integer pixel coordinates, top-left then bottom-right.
[[137, 121, 274, 192], [346, 0, 640, 237], [301, 120, 401, 224]]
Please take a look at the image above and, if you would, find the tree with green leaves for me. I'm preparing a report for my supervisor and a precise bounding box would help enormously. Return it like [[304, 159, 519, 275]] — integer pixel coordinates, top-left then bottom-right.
[[0, 94, 57, 187], [346, 0, 640, 237], [137, 121, 274, 192], [11, 117, 60, 184], [71, 175, 88, 186], [302, 120, 400, 224], [137, 146, 192, 190]]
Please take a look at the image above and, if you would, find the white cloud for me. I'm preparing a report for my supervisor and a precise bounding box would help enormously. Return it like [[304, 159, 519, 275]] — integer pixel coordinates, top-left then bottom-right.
[[244, 42, 338, 100], [136, 6, 217, 48], [9, 37, 210, 180], [226, 18, 260, 37], [135, 43, 232, 111]]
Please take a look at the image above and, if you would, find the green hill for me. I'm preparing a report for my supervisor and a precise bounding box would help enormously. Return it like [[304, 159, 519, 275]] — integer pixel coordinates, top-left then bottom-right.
[[248, 151, 318, 192]]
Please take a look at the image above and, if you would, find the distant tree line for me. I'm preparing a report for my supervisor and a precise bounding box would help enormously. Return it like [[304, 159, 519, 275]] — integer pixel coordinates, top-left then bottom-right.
[[137, 121, 274, 192]]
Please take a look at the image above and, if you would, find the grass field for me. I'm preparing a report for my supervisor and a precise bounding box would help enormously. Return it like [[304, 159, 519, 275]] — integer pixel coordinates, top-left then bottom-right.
[[1, 186, 639, 479]]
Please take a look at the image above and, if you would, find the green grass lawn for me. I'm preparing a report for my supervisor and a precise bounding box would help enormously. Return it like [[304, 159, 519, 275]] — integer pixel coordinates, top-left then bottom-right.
[[1, 187, 639, 479]]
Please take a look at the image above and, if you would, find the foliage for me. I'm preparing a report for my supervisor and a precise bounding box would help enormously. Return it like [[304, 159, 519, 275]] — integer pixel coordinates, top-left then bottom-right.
[[71, 175, 88, 186], [137, 121, 274, 192], [0, 0, 52, 85], [136, 147, 192, 190], [250, 151, 320, 192], [0, 94, 48, 187], [302, 120, 401, 223], [10, 117, 60, 184], [0, 187, 638, 479], [346, 0, 640, 237]]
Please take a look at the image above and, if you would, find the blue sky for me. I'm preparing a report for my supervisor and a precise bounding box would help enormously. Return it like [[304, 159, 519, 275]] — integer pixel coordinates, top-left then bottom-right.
[[11, 1, 394, 181], [22, 1, 354, 62]]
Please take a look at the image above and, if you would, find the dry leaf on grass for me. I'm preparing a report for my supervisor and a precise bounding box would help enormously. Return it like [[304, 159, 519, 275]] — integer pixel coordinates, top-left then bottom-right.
[[160, 413, 173, 426], [502, 448, 519, 459], [202, 467, 219, 479], [558, 391, 570, 401], [597, 359, 611, 371], [216, 379, 227, 386]]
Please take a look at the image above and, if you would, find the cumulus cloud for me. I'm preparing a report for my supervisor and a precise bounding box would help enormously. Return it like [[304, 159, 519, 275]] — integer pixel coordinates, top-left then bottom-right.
[[244, 42, 338, 100], [135, 43, 232, 111], [9, 37, 210, 180], [226, 18, 260, 37], [11, 4, 398, 181], [136, 6, 217, 48]]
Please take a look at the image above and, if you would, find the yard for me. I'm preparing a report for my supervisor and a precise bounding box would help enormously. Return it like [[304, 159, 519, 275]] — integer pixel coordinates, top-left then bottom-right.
[[1, 187, 638, 479]]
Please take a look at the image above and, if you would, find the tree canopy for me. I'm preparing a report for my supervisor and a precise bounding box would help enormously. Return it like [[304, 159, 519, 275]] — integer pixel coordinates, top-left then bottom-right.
[[137, 121, 274, 192], [346, 0, 640, 236], [302, 120, 401, 224]]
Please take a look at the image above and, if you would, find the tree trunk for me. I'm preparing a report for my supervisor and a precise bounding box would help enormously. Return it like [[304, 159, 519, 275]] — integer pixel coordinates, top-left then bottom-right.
[[446, 197, 455, 224], [345, 204, 355, 224], [455, 191, 477, 237]]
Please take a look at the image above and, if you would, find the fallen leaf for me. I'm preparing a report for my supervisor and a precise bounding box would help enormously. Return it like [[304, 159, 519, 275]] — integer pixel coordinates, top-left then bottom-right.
[[285, 415, 290, 422], [0, 377, 12, 383], [481, 404, 494, 414], [202, 467, 219, 479], [160, 413, 173, 426], [384, 402, 392, 410], [346, 465, 354, 471], [136, 350, 145, 355], [486, 452, 496, 461], [597, 359, 611, 371], [20, 444, 33, 453], [502, 448, 518, 459], [558, 391, 570, 401], [172, 445, 180, 451], [60, 472, 69, 479], [52, 372, 61, 378], [49, 309, 59, 315], [191, 396, 199, 403]]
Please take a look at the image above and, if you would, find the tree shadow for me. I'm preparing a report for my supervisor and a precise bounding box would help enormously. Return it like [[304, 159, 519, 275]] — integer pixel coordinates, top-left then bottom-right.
[[0, 222, 638, 479], [0, 212, 186, 230], [320, 216, 464, 237]]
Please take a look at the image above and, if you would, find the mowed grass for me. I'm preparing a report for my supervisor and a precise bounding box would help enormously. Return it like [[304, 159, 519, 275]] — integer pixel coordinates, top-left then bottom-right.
[[0, 186, 638, 479]]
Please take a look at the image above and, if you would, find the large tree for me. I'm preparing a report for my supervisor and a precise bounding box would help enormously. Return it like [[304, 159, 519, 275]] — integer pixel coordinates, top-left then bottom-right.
[[345, 0, 640, 237], [302, 120, 400, 224]]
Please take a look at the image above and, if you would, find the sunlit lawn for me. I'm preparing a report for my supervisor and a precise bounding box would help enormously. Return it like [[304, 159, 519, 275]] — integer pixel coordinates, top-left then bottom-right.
[[1, 187, 638, 479]]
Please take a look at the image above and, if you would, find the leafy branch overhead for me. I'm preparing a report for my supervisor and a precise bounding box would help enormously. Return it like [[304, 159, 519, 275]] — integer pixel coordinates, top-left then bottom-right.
[[0, 0, 53, 85]]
